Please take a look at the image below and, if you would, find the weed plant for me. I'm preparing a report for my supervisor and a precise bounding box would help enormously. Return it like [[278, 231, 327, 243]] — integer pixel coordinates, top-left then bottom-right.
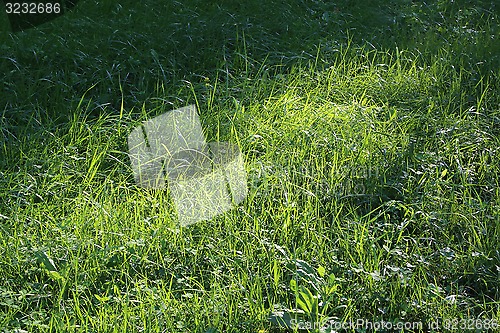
[[0, 0, 499, 332]]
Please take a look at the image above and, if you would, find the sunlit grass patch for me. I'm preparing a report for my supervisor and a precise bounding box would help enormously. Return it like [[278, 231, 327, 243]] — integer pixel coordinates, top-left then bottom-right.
[[1, 0, 499, 332]]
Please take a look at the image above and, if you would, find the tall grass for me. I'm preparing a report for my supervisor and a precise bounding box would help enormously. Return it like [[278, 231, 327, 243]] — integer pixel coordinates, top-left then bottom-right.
[[1, 0, 499, 332]]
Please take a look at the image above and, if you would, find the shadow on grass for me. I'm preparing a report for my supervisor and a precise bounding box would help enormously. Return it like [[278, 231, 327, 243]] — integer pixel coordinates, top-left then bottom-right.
[[1, 0, 498, 116]]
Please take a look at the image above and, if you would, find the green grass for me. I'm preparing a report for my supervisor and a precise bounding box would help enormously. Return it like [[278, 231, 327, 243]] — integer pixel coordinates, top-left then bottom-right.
[[1, 0, 499, 332]]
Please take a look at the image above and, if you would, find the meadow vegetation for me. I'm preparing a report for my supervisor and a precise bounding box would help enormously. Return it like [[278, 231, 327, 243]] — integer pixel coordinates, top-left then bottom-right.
[[0, 0, 499, 331]]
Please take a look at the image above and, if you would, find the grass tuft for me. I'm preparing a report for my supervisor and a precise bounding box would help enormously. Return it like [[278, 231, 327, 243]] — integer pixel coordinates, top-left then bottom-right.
[[1, 0, 499, 332]]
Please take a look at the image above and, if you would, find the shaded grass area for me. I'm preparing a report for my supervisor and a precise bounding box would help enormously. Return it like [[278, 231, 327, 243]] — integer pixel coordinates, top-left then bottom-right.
[[1, 0, 499, 332]]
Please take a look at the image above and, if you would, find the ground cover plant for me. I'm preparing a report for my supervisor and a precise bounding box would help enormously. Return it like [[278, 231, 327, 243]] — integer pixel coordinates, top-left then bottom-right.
[[0, 0, 499, 332]]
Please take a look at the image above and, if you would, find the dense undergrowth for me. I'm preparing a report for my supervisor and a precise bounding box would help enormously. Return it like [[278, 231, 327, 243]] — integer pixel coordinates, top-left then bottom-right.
[[1, 0, 499, 332]]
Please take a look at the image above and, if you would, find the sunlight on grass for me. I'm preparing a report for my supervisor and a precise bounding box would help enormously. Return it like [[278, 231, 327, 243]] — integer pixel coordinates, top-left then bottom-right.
[[0, 0, 499, 332]]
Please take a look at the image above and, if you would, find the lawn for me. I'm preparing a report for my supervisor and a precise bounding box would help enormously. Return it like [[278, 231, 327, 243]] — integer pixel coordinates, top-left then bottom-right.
[[1, 0, 499, 332]]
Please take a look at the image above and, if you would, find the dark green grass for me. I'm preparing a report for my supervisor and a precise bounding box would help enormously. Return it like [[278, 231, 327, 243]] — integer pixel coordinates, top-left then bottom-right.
[[1, 1, 499, 332]]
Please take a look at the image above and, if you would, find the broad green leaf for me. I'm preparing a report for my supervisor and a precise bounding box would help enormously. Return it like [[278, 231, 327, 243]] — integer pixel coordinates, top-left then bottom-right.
[[317, 265, 326, 278], [94, 294, 110, 302], [297, 286, 317, 315], [295, 259, 322, 293], [47, 270, 64, 282], [35, 251, 58, 272]]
